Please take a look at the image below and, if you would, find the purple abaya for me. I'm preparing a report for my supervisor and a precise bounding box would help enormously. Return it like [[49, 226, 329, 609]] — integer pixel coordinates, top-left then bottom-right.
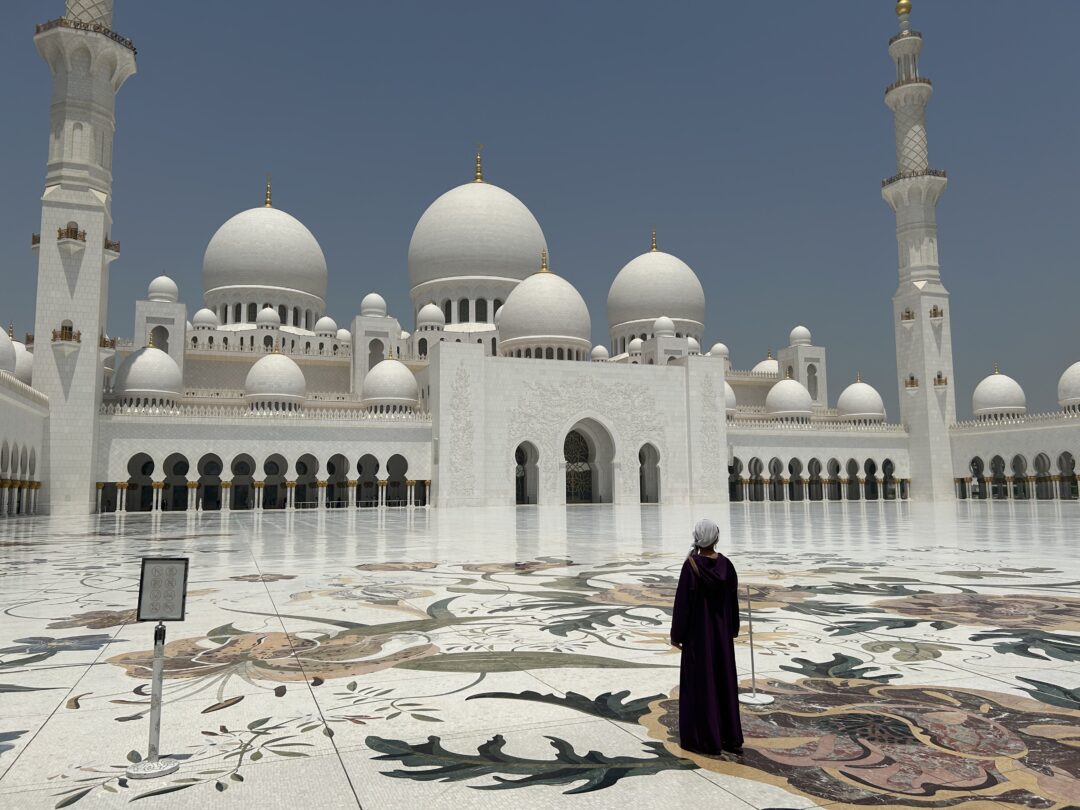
[[670, 552, 744, 754]]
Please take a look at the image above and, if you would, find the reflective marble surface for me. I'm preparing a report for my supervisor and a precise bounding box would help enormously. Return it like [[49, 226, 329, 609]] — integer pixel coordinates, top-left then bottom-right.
[[1, 503, 1078, 809]]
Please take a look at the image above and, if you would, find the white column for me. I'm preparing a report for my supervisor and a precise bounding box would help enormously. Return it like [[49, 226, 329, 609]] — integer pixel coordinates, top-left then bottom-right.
[[406, 481, 414, 507], [1, 483, 9, 516], [378, 481, 386, 508], [95, 484, 103, 513], [348, 481, 356, 508], [118, 484, 127, 512], [254, 482, 263, 511], [318, 482, 326, 509], [221, 482, 231, 512], [187, 482, 197, 512], [286, 482, 295, 510]]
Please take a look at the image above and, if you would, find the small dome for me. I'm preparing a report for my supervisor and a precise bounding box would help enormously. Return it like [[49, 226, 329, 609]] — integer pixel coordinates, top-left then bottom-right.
[[653, 316, 676, 338], [789, 325, 812, 346], [314, 315, 338, 335], [244, 353, 306, 404], [0, 329, 15, 375], [628, 337, 644, 355], [417, 302, 446, 330], [766, 378, 813, 419], [724, 381, 737, 416], [752, 353, 779, 375], [498, 264, 591, 349], [591, 345, 610, 361], [148, 275, 178, 303], [608, 249, 706, 331], [687, 337, 700, 355], [361, 359, 418, 411], [408, 181, 547, 292], [113, 347, 183, 403], [192, 308, 220, 329], [361, 293, 387, 318], [12, 341, 32, 386], [256, 307, 281, 327], [203, 206, 327, 302], [709, 342, 729, 359], [336, 328, 351, 341], [1058, 361, 1080, 410], [973, 368, 1026, 418], [837, 378, 886, 422]]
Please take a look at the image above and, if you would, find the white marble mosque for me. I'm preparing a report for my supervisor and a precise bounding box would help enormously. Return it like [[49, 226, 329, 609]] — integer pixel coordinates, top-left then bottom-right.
[[1, 0, 1078, 520]]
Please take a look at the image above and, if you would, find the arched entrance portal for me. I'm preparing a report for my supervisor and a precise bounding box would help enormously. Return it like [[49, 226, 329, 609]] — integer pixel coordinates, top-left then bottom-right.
[[638, 444, 660, 503], [515, 442, 539, 505], [563, 419, 614, 504]]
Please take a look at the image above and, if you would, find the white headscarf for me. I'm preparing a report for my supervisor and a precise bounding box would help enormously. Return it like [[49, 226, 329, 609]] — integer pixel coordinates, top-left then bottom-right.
[[692, 518, 720, 549]]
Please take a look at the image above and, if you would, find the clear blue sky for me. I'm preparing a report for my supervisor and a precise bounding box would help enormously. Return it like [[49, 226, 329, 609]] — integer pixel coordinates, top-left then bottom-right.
[[2, 1, 1077, 417]]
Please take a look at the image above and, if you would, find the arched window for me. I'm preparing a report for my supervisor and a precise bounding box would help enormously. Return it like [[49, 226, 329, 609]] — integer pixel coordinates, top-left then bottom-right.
[[247, 303, 257, 322], [807, 364, 818, 399], [418, 338, 428, 357], [458, 299, 470, 323], [476, 298, 488, 322], [442, 300, 452, 323]]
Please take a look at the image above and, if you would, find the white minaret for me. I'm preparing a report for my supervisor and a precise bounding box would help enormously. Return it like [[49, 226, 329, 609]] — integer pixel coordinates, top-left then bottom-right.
[[31, 0, 136, 513], [882, 0, 955, 500]]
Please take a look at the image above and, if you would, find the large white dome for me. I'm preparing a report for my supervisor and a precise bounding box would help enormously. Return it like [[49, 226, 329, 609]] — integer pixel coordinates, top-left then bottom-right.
[[973, 369, 1026, 419], [417, 302, 445, 330], [203, 206, 327, 301], [498, 264, 591, 349], [113, 347, 183, 403], [607, 249, 705, 331], [12, 341, 32, 386], [766, 378, 813, 419], [1059, 361, 1080, 410], [725, 381, 737, 416], [0, 329, 15, 375], [147, 275, 178, 303], [244, 353, 307, 404], [837, 378, 886, 421], [408, 181, 547, 291], [752, 353, 779, 375], [361, 359, 418, 411]]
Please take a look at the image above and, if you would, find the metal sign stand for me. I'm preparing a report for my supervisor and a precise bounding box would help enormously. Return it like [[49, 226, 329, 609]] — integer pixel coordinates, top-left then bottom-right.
[[738, 584, 774, 706], [126, 622, 178, 778]]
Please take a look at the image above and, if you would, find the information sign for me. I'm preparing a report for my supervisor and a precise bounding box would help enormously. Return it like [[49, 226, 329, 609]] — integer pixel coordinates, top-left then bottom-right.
[[136, 557, 189, 622]]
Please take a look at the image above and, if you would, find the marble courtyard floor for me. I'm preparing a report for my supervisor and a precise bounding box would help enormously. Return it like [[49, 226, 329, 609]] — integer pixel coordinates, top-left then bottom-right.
[[0, 504, 1078, 809]]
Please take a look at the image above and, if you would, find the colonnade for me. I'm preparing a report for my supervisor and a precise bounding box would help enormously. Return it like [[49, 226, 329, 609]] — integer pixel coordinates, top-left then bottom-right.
[[957, 473, 1080, 501], [730, 475, 910, 502], [0, 479, 40, 515], [98, 478, 432, 513]]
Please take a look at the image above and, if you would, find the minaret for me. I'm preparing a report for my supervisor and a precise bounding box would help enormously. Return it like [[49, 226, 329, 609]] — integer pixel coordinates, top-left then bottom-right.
[[31, 0, 137, 513], [882, 0, 955, 500]]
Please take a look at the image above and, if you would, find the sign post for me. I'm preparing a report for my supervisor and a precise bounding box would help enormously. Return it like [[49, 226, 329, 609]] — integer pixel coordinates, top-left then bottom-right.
[[127, 557, 188, 780], [738, 584, 774, 706]]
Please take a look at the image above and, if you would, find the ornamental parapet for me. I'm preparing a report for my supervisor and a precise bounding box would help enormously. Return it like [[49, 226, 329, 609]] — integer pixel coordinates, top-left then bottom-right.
[[104, 237, 121, 253], [951, 410, 1080, 431], [882, 168, 947, 188], [728, 419, 907, 434], [98, 401, 432, 423], [182, 341, 352, 359], [35, 17, 137, 54], [57, 226, 87, 242], [726, 370, 781, 381]]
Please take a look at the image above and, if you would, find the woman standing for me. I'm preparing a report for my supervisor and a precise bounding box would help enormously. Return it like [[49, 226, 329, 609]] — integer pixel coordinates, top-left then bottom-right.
[[670, 518, 744, 755]]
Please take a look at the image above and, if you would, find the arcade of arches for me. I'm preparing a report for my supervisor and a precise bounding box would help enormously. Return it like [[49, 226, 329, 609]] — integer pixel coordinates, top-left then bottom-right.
[[97, 452, 429, 513], [728, 456, 910, 502], [0, 440, 39, 516], [960, 452, 1079, 501]]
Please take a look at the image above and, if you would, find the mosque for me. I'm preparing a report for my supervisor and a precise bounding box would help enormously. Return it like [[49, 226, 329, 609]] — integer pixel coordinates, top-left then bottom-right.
[[1, 0, 1078, 517]]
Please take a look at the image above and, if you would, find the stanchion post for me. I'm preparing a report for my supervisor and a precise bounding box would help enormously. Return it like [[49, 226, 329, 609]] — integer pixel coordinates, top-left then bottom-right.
[[738, 583, 774, 706], [126, 621, 178, 778]]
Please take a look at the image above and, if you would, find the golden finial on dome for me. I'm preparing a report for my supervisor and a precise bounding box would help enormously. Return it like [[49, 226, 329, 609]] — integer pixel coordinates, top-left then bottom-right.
[[474, 144, 484, 183], [856, 371, 862, 383], [540, 249, 549, 273], [6, 323, 12, 340], [650, 228, 657, 252], [767, 349, 773, 359], [993, 362, 999, 374], [147, 330, 154, 349], [896, 0, 912, 16], [273, 339, 281, 353], [785, 367, 793, 380], [265, 174, 272, 208]]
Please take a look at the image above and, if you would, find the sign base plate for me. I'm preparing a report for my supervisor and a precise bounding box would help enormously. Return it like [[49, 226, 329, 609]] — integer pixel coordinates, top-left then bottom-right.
[[738, 692, 775, 706], [125, 758, 179, 780]]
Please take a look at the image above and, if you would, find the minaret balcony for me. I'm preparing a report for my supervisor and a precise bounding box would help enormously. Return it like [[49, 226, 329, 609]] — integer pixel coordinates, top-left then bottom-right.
[[885, 76, 932, 95], [889, 30, 922, 46], [928, 305, 944, 323], [31, 233, 40, 251], [881, 167, 946, 189], [104, 237, 121, 263], [51, 325, 82, 358], [56, 226, 87, 258]]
